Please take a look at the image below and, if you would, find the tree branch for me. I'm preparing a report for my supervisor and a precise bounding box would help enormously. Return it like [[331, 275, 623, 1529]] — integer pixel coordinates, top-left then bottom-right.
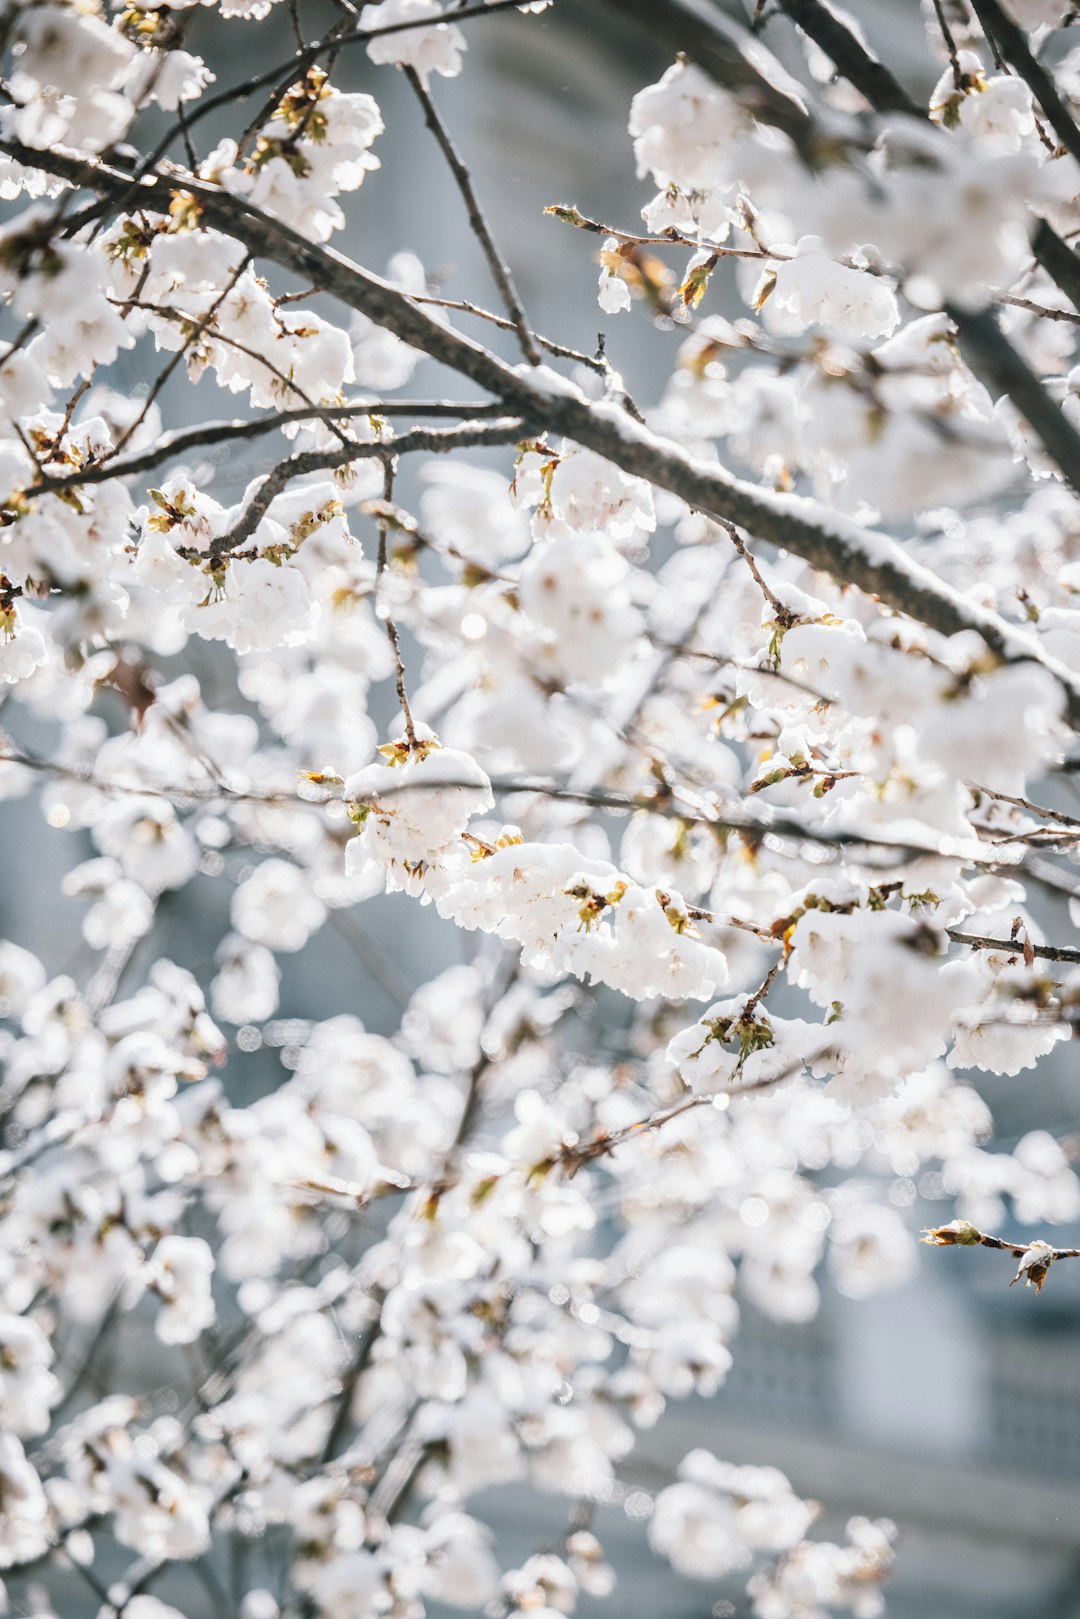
[[922, 1219, 1080, 1294], [139, 0, 548, 171], [711, 0, 1080, 322], [411, 291, 607, 370], [768, 0, 1080, 459], [967, 0, 1080, 165], [29, 401, 509, 495], [372, 455, 417, 747], [8, 138, 1080, 726], [403, 65, 540, 365], [205, 417, 526, 559], [1031, 219, 1080, 311], [946, 928, 1080, 963], [773, 0, 921, 116], [947, 302, 1080, 496], [592, 0, 817, 157]]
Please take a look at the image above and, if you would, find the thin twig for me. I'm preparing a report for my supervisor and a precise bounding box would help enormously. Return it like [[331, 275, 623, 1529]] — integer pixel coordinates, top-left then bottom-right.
[[140, 0, 548, 172], [318, 1305, 386, 1466], [716, 516, 795, 626], [971, 782, 1080, 828], [30, 400, 508, 495], [931, 0, 965, 90], [326, 911, 414, 1007], [946, 928, 1080, 964], [922, 1219, 1080, 1295], [110, 256, 250, 460], [999, 293, 1080, 325], [555, 1059, 806, 1176], [412, 291, 606, 371], [546, 205, 773, 257], [364, 498, 509, 583], [404, 65, 540, 365], [374, 456, 417, 747], [206, 417, 525, 560], [108, 293, 357, 454], [0, 742, 1029, 865], [967, 0, 1080, 165]]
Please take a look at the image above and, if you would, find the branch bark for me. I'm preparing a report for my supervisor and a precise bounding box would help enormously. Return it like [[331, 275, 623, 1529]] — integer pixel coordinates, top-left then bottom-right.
[[967, 0, 1080, 166], [8, 137, 1080, 726], [727, 0, 1080, 324], [766, 0, 1080, 471], [403, 65, 540, 365], [205, 418, 526, 559], [946, 302, 1080, 498], [30, 401, 509, 494], [773, 0, 921, 116], [946, 928, 1080, 964], [591, 0, 819, 157]]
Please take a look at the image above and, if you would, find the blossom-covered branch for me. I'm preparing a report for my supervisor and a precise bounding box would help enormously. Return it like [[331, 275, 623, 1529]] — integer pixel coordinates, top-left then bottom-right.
[[3, 5, 1080, 1619], [7, 138, 1080, 723], [922, 1219, 1080, 1293]]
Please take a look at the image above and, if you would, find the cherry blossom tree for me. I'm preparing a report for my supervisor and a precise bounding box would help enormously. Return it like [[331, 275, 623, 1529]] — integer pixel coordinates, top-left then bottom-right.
[[3, 0, 1080, 1614]]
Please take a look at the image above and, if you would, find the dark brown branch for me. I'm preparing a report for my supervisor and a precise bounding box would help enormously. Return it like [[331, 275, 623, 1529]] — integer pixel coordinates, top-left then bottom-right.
[[30, 401, 508, 495], [1031, 220, 1080, 312], [237, 12, 357, 154], [947, 303, 1080, 497], [403, 65, 540, 366], [931, 0, 965, 91], [963, 0, 1080, 310], [373, 456, 417, 747], [8, 139, 1080, 726], [773, 0, 921, 115], [592, 0, 817, 158], [205, 417, 525, 560], [770, 0, 1080, 351], [718, 517, 794, 625], [669, 0, 1080, 319], [967, 0, 1080, 165], [946, 928, 1080, 963]]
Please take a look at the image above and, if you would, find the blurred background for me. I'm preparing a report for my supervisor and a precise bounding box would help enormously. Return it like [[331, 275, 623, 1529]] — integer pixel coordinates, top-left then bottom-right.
[[5, 1, 1080, 1615]]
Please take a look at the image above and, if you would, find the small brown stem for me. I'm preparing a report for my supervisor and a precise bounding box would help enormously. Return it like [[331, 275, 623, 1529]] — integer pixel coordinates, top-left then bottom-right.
[[110, 256, 251, 460], [374, 456, 417, 748], [404, 65, 540, 366], [931, 0, 965, 90], [946, 928, 1080, 964], [411, 291, 605, 371], [717, 516, 794, 626]]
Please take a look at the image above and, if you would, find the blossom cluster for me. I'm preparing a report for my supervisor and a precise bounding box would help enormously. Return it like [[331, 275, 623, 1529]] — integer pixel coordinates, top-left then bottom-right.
[[1, 2, 1080, 1618]]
